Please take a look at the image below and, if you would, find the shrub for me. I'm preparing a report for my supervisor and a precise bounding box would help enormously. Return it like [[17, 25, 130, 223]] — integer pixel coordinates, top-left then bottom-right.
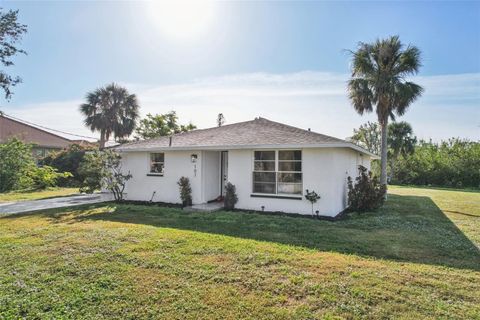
[[0, 138, 36, 192], [224, 182, 238, 210], [19, 166, 73, 190], [347, 165, 386, 212], [177, 177, 192, 207], [78, 151, 103, 193], [40, 143, 97, 187]]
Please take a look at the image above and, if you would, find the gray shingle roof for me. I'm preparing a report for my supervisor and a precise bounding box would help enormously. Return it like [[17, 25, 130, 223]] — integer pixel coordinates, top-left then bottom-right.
[[116, 117, 375, 156]]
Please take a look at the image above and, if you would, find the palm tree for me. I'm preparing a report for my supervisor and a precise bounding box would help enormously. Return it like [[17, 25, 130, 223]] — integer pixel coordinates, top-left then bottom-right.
[[388, 121, 416, 178], [348, 36, 423, 187], [80, 83, 140, 149]]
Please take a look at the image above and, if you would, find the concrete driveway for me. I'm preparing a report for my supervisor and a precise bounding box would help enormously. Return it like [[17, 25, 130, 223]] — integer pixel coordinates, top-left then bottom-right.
[[0, 193, 113, 215]]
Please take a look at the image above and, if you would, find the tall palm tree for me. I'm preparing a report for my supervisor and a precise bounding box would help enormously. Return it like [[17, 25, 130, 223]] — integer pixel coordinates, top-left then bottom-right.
[[80, 83, 140, 149], [388, 121, 416, 178], [348, 36, 423, 186]]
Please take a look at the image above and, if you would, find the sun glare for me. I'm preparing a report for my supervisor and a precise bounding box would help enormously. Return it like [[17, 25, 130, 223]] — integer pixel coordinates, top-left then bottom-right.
[[147, 1, 216, 40]]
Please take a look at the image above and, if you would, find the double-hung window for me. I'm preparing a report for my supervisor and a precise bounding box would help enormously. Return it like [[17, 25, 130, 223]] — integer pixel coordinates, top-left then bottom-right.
[[252, 150, 302, 195], [150, 153, 165, 175]]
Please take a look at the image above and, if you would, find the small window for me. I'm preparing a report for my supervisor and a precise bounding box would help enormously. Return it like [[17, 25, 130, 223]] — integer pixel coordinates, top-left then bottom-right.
[[150, 153, 165, 175]]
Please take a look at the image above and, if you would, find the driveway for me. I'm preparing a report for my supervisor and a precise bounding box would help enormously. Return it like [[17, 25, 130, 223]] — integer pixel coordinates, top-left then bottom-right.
[[0, 193, 113, 215]]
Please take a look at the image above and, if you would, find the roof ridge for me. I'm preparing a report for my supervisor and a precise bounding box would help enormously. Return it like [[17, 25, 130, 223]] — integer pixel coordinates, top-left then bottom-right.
[[254, 117, 346, 143]]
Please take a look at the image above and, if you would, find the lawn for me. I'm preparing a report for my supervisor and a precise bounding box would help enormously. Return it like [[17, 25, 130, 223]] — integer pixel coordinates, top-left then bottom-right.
[[0, 187, 479, 319], [0, 187, 79, 203]]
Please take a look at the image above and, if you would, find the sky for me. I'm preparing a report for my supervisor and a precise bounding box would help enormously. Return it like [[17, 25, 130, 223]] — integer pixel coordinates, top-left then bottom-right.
[[1, 1, 479, 142]]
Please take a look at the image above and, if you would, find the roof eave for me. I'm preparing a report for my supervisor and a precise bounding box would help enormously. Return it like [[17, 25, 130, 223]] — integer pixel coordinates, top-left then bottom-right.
[[116, 143, 379, 158]]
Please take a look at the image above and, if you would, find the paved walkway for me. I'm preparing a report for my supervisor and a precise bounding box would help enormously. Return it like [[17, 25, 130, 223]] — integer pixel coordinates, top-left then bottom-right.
[[0, 193, 113, 215]]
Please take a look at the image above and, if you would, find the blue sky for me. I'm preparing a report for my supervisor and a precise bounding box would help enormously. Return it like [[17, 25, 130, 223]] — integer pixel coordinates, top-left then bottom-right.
[[1, 1, 479, 141]]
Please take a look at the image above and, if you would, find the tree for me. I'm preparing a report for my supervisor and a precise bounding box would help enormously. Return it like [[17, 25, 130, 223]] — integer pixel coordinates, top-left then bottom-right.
[[348, 36, 423, 187], [350, 121, 381, 155], [135, 111, 196, 140], [0, 8, 27, 99], [217, 113, 225, 127], [78, 150, 132, 201], [80, 83, 140, 149], [388, 121, 416, 176]]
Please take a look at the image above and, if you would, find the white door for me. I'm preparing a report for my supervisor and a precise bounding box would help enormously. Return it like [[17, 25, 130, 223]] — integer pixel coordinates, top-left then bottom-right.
[[221, 151, 228, 196]]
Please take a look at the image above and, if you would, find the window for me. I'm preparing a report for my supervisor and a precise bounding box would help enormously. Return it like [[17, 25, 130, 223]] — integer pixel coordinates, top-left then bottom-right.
[[252, 150, 302, 195], [150, 153, 165, 175], [278, 150, 302, 195], [253, 151, 276, 193]]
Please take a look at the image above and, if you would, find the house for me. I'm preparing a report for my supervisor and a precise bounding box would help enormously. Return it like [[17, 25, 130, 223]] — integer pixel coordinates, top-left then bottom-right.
[[0, 114, 72, 158], [115, 117, 376, 217]]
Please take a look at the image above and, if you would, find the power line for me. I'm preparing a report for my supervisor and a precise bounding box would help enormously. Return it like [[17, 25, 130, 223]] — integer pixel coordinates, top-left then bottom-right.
[[0, 111, 98, 141]]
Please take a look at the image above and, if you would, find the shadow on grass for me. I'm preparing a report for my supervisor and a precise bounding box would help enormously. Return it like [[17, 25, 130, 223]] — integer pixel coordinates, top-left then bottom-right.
[[3, 194, 480, 271]]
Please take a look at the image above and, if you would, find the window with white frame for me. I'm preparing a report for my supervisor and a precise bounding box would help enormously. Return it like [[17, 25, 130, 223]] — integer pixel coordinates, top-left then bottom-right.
[[150, 153, 165, 175], [252, 150, 302, 195]]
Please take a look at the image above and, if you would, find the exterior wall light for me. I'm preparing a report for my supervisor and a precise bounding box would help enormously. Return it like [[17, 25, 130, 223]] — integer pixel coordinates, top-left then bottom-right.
[[191, 154, 198, 163]]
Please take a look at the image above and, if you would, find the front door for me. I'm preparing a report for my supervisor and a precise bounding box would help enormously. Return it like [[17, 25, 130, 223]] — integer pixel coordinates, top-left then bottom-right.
[[220, 151, 228, 196]]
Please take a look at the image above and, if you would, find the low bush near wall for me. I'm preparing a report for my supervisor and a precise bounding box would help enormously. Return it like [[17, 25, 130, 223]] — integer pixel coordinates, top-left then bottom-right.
[[178, 177, 192, 207], [224, 182, 238, 210], [347, 165, 386, 212]]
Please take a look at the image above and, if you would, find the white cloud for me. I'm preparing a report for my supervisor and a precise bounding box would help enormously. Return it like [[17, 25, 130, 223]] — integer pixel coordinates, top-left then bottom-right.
[[2, 71, 479, 142]]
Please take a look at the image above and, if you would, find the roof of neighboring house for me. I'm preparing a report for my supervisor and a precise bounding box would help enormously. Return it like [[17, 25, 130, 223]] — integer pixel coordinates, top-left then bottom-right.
[[0, 114, 72, 149], [116, 117, 378, 157]]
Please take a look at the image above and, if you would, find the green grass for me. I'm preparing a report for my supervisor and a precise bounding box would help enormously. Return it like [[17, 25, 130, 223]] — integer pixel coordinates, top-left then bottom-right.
[[0, 187, 479, 319], [0, 187, 79, 203]]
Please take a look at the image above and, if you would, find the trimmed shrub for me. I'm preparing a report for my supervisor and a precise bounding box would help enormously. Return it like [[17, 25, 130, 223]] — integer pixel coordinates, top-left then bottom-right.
[[0, 138, 35, 192], [347, 165, 386, 212], [224, 182, 238, 210], [177, 176, 192, 207]]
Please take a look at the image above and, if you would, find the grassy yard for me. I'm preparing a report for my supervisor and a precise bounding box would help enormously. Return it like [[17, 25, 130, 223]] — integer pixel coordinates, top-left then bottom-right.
[[0, 187, 79, 203], [0, 187, 479, 319]]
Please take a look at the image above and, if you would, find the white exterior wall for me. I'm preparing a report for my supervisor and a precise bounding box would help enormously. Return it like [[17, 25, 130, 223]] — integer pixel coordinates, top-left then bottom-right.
[[120, 147, 370, 217], [227, 148, 370, 217], [121, 150, 204, 204]]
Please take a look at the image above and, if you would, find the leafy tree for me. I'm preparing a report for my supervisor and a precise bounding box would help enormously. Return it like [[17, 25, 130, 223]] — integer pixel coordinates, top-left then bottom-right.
[[80, 83, 140, 149], [350, 121, 381, 155], [0, 8, 27, 99], [135, 111, 196, 140], [0, 138, 35, 192], [348, 36, 423, 186], [40, 143, 97, 187], [388, 121, 416, 174], [78, 150, 132, 201]]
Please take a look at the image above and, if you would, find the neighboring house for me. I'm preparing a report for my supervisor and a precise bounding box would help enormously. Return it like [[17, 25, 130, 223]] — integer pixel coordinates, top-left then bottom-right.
[[116, 117, 377, 217], [0, 114, 72, 158]]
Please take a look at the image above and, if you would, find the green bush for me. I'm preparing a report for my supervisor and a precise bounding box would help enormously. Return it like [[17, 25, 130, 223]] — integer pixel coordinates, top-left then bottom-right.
[[392, 139, 480, 188], [78, 151, 104, 193], [224, 182, 238, 210], [40, 144, 97, 187], [347, 165, 386, 212], [19, 166, 73, 190], [177, 176, 192, 207], [0, 138, 36, 192]]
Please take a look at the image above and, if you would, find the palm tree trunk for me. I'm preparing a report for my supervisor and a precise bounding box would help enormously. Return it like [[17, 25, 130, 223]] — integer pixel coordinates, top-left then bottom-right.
[[99, 129, 106, 150], [380, 119, 388, 187]]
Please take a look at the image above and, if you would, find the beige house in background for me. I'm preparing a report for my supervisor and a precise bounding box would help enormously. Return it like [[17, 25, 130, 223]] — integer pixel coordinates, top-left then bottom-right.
[[0, 114, 72, 158]]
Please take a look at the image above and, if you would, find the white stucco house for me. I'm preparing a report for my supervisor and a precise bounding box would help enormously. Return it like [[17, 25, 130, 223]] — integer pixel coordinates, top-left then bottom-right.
[[115, 117, 376, 217]]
